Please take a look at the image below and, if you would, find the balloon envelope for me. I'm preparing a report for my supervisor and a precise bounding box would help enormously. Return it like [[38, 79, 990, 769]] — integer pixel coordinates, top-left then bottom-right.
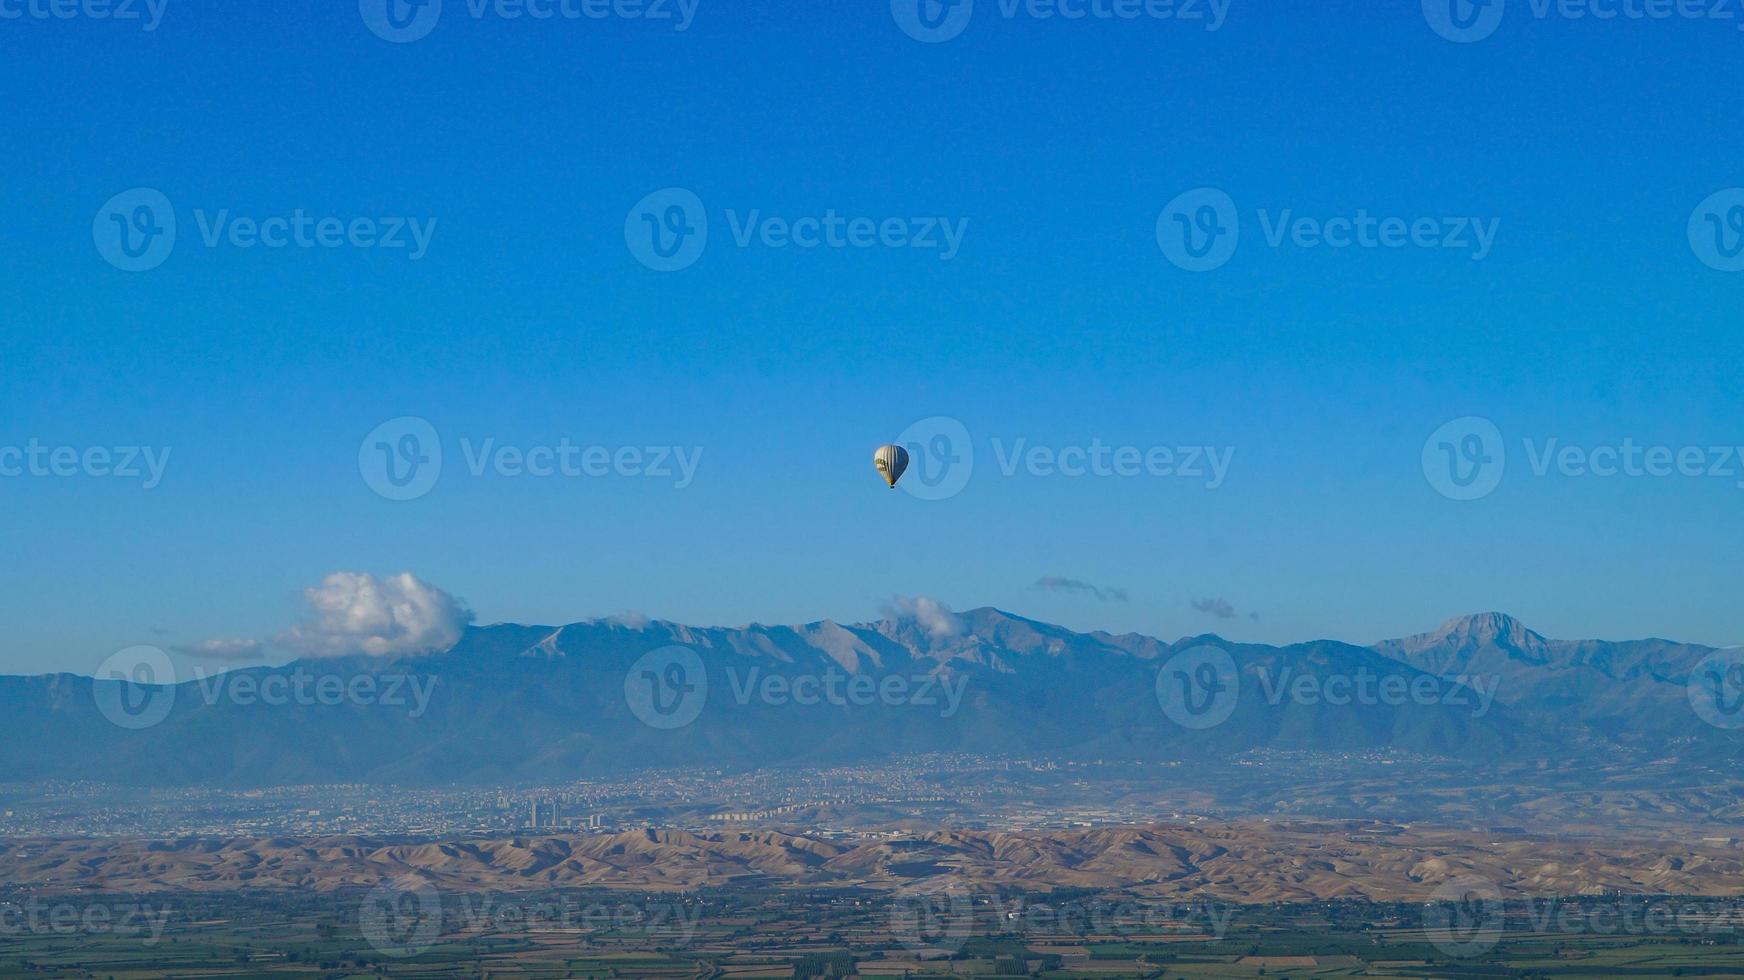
[[873, 444, 910, 489]]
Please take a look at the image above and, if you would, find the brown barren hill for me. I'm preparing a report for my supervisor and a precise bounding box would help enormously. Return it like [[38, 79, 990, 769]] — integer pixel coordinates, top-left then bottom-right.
[[3, 821, 1741, 901]]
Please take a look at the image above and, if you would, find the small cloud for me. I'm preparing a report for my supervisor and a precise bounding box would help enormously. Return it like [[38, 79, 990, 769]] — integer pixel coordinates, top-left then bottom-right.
[[605, 611, 652, 629], [1190, 597, 1240, 620], [882, 595, 963, 640], [277, 571, 473, 659], [1034, 576, 1129, 603], [173, 638, 266, 662]]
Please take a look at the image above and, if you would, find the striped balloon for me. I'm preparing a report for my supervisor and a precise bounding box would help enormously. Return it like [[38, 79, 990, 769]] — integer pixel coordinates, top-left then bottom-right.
[[873, 444, 910, 489]]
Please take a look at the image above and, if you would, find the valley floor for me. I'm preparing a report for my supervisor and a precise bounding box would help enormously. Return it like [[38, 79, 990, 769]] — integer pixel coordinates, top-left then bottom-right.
[[4, 885, 1744, 978]]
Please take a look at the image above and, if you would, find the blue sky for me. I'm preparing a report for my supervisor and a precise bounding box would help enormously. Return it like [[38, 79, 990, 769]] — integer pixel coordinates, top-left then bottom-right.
[[3, 0, 1742, 675]]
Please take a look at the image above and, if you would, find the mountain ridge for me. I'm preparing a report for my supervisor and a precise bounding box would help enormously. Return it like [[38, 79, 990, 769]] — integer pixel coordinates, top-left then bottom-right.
[[0, 610, 1734, 787]]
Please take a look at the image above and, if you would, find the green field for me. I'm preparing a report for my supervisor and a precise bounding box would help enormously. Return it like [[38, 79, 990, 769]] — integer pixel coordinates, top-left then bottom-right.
[[3, 889, 1742, 978]]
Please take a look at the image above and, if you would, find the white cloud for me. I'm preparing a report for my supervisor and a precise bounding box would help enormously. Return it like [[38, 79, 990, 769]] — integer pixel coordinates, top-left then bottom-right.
[[1191, 597, 1240, 620], [883, 595, 963, 640], [604, 611, 652, 629], [1035, 576, 1129, 602], [276, 572, 473, 659]]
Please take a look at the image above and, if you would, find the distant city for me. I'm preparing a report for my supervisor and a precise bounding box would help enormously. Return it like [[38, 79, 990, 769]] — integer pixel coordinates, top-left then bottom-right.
[[0, 751, 1460, 840]]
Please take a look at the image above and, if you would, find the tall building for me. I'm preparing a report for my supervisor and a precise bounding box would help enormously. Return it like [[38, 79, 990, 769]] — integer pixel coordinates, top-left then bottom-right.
[[528, 798, 561, 829]]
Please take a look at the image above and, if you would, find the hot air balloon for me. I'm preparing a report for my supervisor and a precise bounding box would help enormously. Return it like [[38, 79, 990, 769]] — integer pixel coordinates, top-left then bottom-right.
[[873, 444, 910, 490]]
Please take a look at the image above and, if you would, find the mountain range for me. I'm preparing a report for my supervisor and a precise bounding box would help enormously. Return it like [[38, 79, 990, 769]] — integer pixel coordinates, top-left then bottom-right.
[[0, 610, 1736, 787]]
